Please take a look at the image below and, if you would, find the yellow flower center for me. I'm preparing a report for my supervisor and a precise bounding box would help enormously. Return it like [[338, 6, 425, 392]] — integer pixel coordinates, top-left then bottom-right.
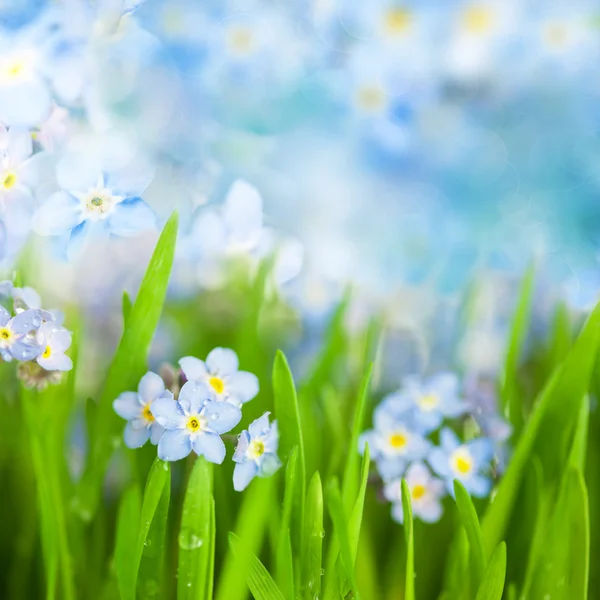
[[412, 484, 426, 500], [0, 328, 13, 341], [209, 376, 225, 394], [142, 404, 154, 423], [227, 26, 255, 56], [2, 171, 17, 190], [389, 432, 408, 449], [355, 85, 387, 113], [186, 415, 206, 433], [383, 8, 412, 36], [418, 393, 439, 412], [462, 6, 493, 33], [248, 440, 265, 458], [42, 345, 52, 359], [544, 24, 569, 48], [451, 450, 474, 475]]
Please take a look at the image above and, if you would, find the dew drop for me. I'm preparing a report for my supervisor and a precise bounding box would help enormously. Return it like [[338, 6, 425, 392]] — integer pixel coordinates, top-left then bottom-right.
[[178, 529, 204, 550], [319, 529, 325, 538]]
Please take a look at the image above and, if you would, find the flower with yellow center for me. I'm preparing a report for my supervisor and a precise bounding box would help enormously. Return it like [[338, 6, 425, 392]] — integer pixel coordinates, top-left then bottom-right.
[[411, 483, 426, 500], [209, 376, 225, 395], [543, 23, 569, 49], [248, 439, 265, 459], [388, 431, 408, 450], [226, 26, 256, 57], [418, 393, 439, 412], [0, 53, 35, 84], [461, 6, 493, 34], [383, 8, 412, 37], [42, 345, 52, 359], [186, 415, 207, 433], [0, 327, 13, 342], [355, 85, 388, 114], [450, 448, 474, 475], [1, 171, 17, 190], [142, 403, 155, 423]]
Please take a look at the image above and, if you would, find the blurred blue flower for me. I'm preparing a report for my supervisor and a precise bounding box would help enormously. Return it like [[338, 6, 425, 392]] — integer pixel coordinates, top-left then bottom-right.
[[31, 161, 156, 258], [359, 398, 431, 481], [0, 305, 42, 361], [383, 461, 446, 524], [388, 373, 467, 433], [429, 427, 493, 497], [232, 412, 281, 491], [151, 380, 242, 462], [36, 322, 72, 371], [113, 371, 172, 449], [179, 347, 259, 407]]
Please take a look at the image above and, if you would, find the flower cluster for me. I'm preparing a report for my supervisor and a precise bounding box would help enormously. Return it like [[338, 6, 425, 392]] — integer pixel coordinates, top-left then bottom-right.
[[0, 280, 72, 388], [113, 347, 280, 491], [360, 373, 500, 524]]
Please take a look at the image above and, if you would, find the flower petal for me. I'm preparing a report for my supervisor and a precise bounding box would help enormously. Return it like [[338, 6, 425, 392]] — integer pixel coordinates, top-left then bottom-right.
[[113, 391, 142, 420], [439, 427, 460, 453], [11, 309, 42, 334], [138, 371, 165, 402], [192, 432, 226, 464], [178, 381, 212, 415], [150, 397, 185, 429], [158, 428, 192, 461], [223, 180, 263, 244], [10, 339, 44, 361], [203, 400, 242, 435], [258, 453, 281, 477], [150, 423, 166, 445], [233, 460, 257, 491], [108, 198, 157, 237], [206, 347, 238, 376], [416, 498, 443, 523], [248, 412, 271, 438], [179, 356, 208, 381], [227, 371, 259, 404], [428, 447, 451, 478], [38, 352, 73, 371], [233, 430, 251, 462], [124, 422, 150, 448], [7, 127, 33, 165], [0, 305, 10, 326], [32, 191, 84, 236]]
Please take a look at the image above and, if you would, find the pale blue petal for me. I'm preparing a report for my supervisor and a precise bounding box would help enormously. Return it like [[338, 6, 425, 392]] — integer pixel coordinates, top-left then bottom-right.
[[233, 460, 257, 491], [108, 198, 157, 237], [105, 161, 155, 198], [358, 431, 376, 457], [227, 371, 259, 404], [7, 127, 33, 165], [391, 502, 404, 524], [469, 438, 494, 465], [56, 156, 100, 192], [439, 427, 460, 453], [428, 448, 451, 478], [10, 339, 44, 361], [66, 220, 92, 260], [178, 381, 211, 415], [179, 356, 208, 381], [192, 432, 226, 464], [11, 309, 42, 334], [158, 428, 192, 461], [150, 423, 166, 445], [467, 475, 492, 498], [258, 453, 281, 477], [138, 371, 165, 402], [417, 499, 443, 523], [377, 456, 406, 481], [223, 180, 263, 243], [113, 391, 141, 420], [150, 397, 185, 429], [38, 352, 73, 371], [248, 413, 271, 438], [124, 422, 150, 448], [262, 421, 279, 451], [415, 411, 443, 433], [0, 80, 51, 127], [0, 306, 10, 326], [206, 347, 238, 376], [233, 431, 250, 462], [32, 192, 83, 236], [203, 401, 242, 434]]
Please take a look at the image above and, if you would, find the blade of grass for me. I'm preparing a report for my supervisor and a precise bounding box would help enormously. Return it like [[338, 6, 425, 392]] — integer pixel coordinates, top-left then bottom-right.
[[177, 457, 214, 600], [476, 542, 507, 600], [228, 533, 287, 600], [276, 445, 297, 591], [401, 479, 415, 600], [114, 485, 142, 600], [76, 213, 179, 519], [302, 471, 324, 599]]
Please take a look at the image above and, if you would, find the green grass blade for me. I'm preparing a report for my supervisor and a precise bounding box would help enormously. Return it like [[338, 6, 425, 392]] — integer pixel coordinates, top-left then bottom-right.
[[76, 213, 179, 519], [177, 457, 214, 600], [501, 263, 534, 433], [114, 485, 141, 600], [277, 530, 294, 600], [228, 533, 287, 600], [277, 445, 297, 586], [122, 290, 132, 324], [302, 471, 324, 598], [273, 350, 306, 549], [342, 363, 373, 512], [133, 458, 171, 594], [401, 479, 415, 600], [349, 444, 371, 563], [476, 542, 506, 600], [454, 480, 486, 589]]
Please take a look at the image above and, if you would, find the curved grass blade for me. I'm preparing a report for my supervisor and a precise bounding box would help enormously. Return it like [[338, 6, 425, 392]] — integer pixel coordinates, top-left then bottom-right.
[[76, 212, 179, 519], [401, 479, 415, 600], [228, 533, 286, 600], [177, 457, 214, 600], [114, 485, 142, 600], [454, 480, 486, 590], [302, 471, 324, 598], [476, 542, 506, 600], [122, 290, 132, 325], [276, 445, 297, 587]]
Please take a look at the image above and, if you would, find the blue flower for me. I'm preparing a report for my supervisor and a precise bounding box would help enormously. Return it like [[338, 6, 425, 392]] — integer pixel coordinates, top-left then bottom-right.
[[36, 323, 72, 372], [428, 427, 494, 497], [0, 305, 43, 361], [359, 397, 431, 481], [113, 372, 172, 449], [383, 462, 446, 524], [179, 347, 259, 407], [388, 373, 467, 433], [31, 160, 156, 258], [232, 412, 281, 491], [151, 380, 242, 463]]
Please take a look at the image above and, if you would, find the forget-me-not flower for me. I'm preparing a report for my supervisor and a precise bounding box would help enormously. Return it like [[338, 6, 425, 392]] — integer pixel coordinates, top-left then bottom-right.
[[151, 380, 242, 463], [0, 305, 43, 361], [359, 397, 431, 481], [113, 371, 172, 449], [31, 158, 156, 258], [233, 412, 281, 491], [36, 323, 73, 372], [389, 373, 467, 433], [429, 427, 494, 497], [383, 462, 446, 524], [179, 347, 259, 407]]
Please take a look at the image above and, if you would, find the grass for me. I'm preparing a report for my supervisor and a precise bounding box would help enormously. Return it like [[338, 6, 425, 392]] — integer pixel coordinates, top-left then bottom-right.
[[0, 217, 598, 599]]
